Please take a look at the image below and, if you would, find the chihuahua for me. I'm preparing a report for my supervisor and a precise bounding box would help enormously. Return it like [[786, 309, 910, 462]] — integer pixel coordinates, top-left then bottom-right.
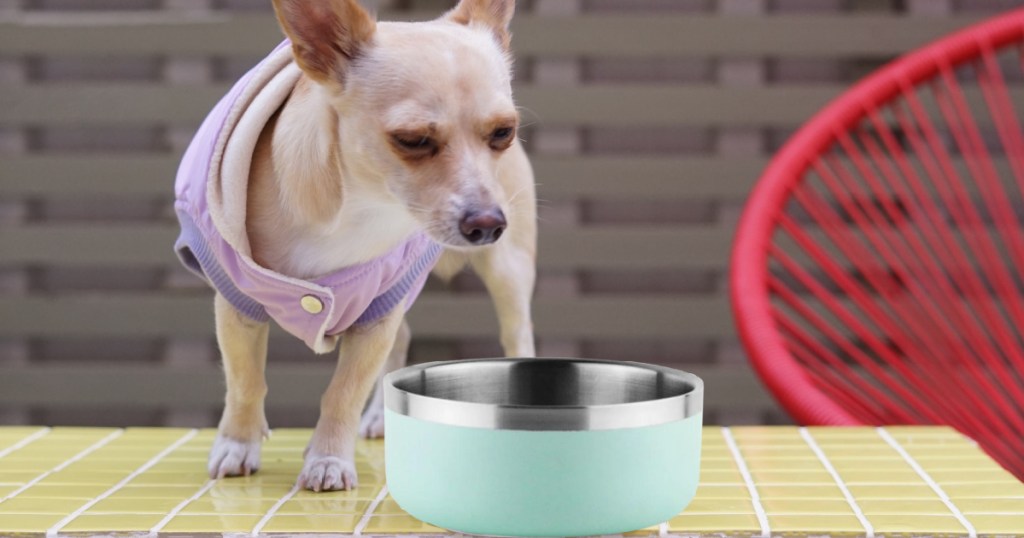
[[181, 0, 536, 492]]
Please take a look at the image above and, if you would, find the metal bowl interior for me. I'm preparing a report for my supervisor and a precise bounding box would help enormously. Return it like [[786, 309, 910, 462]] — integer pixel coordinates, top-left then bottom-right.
[[384, 358, 702, 431]]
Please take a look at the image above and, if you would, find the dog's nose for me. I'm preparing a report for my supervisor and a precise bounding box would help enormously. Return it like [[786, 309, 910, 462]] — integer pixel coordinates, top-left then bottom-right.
[[459, 208, 507, 245]]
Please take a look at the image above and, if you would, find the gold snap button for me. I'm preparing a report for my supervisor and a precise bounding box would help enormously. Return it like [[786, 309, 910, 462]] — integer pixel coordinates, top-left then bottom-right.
[[300, 295, 324, 314]]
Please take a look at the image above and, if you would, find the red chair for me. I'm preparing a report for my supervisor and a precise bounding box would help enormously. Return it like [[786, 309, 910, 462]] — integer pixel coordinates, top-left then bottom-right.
[[731, 8, 1024, 479]]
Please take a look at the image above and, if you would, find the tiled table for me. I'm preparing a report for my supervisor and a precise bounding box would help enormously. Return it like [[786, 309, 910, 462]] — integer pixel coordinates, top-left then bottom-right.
[[0, 426, 1021, 536]]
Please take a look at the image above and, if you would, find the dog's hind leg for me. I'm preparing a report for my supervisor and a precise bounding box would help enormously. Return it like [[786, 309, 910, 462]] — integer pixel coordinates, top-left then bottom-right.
[[358, 317, 410, 438], [209, 292, 271, 478]]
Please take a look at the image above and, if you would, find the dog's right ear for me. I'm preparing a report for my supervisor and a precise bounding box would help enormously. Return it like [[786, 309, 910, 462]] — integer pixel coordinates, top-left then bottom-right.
[[272, 0, 376, 87], [446, 0, 514, 51]]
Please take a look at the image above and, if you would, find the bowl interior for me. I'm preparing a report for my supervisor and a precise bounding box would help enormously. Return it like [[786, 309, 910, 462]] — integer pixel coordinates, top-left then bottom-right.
[[389, 359, 696, 407]]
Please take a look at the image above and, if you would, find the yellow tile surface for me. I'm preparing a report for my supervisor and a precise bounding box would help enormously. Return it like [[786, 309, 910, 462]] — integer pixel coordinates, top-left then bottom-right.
[[160, 514, 263, 533], [38, 470, 129, 485], [760, 498, 855, 514], [14, 484, 111, 499], [817, 445, 896, 457], [375, 497, 410, 515], [87, 497, 185, 514], [0, 497, 86, 514], [58, 460, 144, 472], [699, 469, 744, 483], [0, 471, 46, 484], [0, 425, 1020, 536], [202, 482, 296, 500], [115, 484, 210, 498], [0, 513, 64, 532], [748, 470, 836, 484], [740, 459, 824, 471], [684, 498, 755, 514], [261, 514, 360, 533], [955, 498, 1024, 514], [62, 513, 165, 532], [362, 515, 445, 533], [738, 446, 818, 459], [668, 512, 763, 532], [969, 514, 1024, 534], [857, 499, 952, 515], [693, 484, 752, 499], [180, 497, 278, 515], [829, 458, 913, 471], [944, 482, 1024, 498], [757, 485, 846, 499], [847, 484, 939, 498], [869, 514, 968, 534], [278, 498, 371, 515], [0, 460, 55, 473], [916, 455, 1003, 468], [837, 469, 926, 484], [0, 427, 49, 438], [904, 445, 990, 458], [768, 514, 866, 533], [929, 468, 1019, 483], [144, 461, 210, 473]]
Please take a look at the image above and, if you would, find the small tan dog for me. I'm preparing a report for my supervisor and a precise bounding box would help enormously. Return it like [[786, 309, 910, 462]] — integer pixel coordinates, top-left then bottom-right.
[[204, 0, 535, 491]]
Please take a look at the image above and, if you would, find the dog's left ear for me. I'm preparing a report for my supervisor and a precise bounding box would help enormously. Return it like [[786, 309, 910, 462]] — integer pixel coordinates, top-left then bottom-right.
[[272, 0, 376, 87], [446, 0, 514, 51]]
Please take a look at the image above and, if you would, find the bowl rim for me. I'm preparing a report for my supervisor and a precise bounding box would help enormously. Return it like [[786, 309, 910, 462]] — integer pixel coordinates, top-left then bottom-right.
[[383, 357, 703, 431]]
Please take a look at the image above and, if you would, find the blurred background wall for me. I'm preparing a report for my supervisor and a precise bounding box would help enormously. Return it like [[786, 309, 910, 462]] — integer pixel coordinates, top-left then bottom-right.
[[0, 0, 1018, 428]]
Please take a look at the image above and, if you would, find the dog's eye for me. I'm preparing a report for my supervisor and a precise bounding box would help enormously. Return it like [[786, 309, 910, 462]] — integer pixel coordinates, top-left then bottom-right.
[[394, 135, 433, 150], [492, 127, 513, 140], [392, 134, 438, 157], [489, 126, 515, 150]]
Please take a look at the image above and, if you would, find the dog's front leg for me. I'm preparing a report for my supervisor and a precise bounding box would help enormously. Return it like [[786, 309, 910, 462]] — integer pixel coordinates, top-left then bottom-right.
[[471, 241, 537, 357], [298, 307, 405, 491], [359, 318, 410, 439], [209, 292, 270, 478]]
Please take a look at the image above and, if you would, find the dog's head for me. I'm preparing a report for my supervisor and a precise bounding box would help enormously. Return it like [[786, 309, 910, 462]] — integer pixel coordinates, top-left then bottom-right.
[[273, 0, 519, 248]]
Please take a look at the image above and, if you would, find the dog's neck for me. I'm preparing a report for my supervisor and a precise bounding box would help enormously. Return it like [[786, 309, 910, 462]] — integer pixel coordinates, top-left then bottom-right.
[[246, 77, 420, 280]]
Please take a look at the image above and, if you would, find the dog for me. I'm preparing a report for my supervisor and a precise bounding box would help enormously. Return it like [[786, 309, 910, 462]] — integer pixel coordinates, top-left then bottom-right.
[[172, 0, 536, 492]]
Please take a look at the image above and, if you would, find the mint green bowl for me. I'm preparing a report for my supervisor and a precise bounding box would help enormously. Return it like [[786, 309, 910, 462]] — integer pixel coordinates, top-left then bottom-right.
[[383, 358, 703, 537]]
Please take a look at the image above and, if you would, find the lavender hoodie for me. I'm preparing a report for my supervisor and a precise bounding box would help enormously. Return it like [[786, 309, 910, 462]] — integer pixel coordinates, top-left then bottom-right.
[[174, 41, 442, 353]]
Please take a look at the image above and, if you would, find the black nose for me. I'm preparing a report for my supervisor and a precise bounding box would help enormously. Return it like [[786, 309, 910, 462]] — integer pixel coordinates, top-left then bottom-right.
[[459, 208, 507, 245]]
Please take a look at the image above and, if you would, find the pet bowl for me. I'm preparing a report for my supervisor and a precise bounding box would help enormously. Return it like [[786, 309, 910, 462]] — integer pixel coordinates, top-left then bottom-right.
[[383, 358, 703, 537]]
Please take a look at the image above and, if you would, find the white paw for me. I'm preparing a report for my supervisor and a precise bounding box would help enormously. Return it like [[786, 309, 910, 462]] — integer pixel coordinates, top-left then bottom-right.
[[208, 434, 262, 479], [297, 454, 358, 492], [359, 406, 386, 439]]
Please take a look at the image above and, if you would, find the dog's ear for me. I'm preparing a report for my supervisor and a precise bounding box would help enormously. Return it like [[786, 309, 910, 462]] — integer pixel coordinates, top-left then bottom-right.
[[446, 0, 514, 50], [272, 0, 376, 87]]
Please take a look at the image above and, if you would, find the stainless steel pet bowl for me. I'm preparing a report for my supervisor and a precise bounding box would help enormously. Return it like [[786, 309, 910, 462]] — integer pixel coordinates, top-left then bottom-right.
[[383, 358, 704, 537]]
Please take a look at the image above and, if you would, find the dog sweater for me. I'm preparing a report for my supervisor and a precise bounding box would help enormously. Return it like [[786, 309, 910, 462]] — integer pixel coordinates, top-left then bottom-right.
[[173, 41, 442, 353]]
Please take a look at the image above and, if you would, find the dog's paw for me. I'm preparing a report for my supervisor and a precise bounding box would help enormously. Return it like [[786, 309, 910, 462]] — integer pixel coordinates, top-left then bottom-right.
[[297, 455, 358, 492], [359, 406, 386, 439], [208, 434, 262, 479]]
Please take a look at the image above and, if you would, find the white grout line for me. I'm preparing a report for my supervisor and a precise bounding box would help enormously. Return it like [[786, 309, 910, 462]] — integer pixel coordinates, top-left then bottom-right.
[[0, 427, 51, 459], [877, 427, 977, 538], [0, 429, 124, 506], [249, 484, 299, 536], [658, 521, 668, 537], [353, 484, 390, 536], [799, 428, 874, 538], [46, 429, 199, 538], [149, 479, 217, 536], [721, 427, 770, 538]]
